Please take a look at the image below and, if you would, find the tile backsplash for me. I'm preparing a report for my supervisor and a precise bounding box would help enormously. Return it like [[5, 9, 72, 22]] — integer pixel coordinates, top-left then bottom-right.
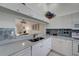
[[0, 28, 16, 41], [46, 29, 72, 37]]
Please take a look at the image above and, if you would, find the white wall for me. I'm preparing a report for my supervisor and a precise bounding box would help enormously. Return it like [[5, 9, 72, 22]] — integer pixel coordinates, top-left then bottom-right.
[[0, 7, 25, 28], [0, 7, 47, 35], [0, 11, 16, 28], [71, 12, 79, 29], [0, 7, 39, 28], [46, 12, 79, 29]]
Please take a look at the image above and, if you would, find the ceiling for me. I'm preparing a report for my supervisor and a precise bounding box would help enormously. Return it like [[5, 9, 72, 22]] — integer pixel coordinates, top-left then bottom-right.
[[26, 3, 79, 17], [51, 3, 79, 16]]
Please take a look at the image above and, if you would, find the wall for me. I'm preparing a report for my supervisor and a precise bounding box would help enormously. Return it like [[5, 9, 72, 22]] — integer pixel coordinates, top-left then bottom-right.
[[46, 12, 79, 29], [0, 11, 15, 28], [0, 6, 46, 41], [71, 12, 79, 29], [0, 6, 26, 28]]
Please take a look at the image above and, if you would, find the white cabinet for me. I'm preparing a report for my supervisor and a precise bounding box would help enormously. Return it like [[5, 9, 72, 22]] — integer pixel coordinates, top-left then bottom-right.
[[42, 37, 52, 55], [61, 39, 72, 56], [32, 38, 51, 56], [73, 40, 79, 56], [52, 37, 72, 56], [32, 42, 44, 56], [46, 15, 72, 29], [52, 38, 62, 53], [12, 47, 31, 56]]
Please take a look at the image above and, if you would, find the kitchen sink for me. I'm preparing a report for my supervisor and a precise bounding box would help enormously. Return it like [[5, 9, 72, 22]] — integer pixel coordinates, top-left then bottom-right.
[[29, 37, 44, 42]]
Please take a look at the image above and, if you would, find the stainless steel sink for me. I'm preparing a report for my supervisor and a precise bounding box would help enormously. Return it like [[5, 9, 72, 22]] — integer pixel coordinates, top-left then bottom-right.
[[29, 37, 44, 42]]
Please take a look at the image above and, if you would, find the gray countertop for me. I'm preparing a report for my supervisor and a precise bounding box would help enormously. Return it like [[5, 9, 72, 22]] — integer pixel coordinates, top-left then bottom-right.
[[0, 35, 52, 56], [0, 35, 78, 56]]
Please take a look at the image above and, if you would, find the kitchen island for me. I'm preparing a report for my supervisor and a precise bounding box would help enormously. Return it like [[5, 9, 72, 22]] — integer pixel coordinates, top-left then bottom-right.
[[0, 35, 52, 56], [51, 36, 79, 56]]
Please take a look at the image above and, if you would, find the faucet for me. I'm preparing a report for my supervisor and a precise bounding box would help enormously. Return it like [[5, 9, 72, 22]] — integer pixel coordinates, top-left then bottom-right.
[[33, 34, 38, 39]]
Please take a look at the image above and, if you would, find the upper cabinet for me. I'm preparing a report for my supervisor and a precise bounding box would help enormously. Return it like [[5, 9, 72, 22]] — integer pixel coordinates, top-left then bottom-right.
[[71, 12, 79, 29], [47, 15, 73, 29], [0, 3, 49, 23]]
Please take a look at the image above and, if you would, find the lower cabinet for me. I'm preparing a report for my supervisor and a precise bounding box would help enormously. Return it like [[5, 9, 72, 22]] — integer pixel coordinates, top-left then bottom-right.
[[11, 38, 52, 56], [32, 38, 51, 56], [52, 37, 72, 56], [12, 47, 31, 56], [73, 40, 79, 56]]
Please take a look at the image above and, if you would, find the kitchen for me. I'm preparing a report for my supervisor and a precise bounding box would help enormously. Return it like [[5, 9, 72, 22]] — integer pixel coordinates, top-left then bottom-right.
[[0, 3, 79, 56]]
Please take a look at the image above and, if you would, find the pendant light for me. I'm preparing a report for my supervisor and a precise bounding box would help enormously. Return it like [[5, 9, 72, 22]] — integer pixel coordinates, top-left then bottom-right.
[[45, 11, 56, 19]]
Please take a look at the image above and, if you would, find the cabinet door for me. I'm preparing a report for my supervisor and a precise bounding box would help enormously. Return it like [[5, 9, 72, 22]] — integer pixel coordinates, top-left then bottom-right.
[[42, 38, 51, 55], [73, 40, 79, 56], [52, 38, 61, 52], [32, 42, 44, 56], [59, 39, 72, 56], [52, 38, 72, 56], [32, 38, 51, 56], [12, 47, 31, 56]]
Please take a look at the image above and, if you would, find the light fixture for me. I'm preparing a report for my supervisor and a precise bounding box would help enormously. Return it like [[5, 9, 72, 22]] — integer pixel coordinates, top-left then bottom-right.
[[45, 11, 56, 19]]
